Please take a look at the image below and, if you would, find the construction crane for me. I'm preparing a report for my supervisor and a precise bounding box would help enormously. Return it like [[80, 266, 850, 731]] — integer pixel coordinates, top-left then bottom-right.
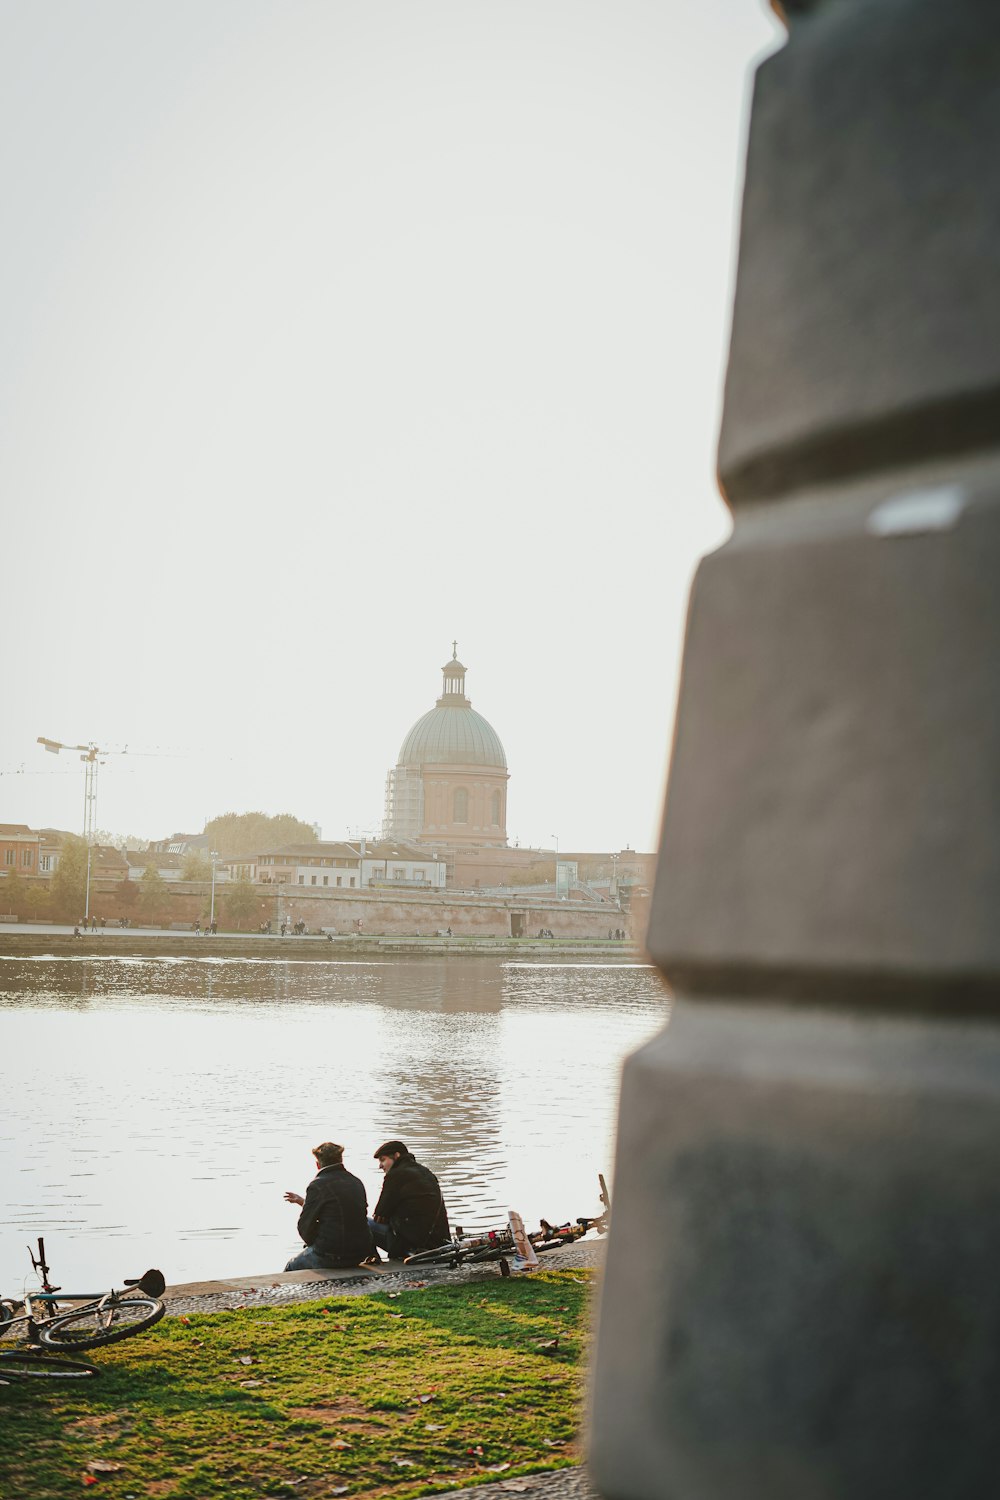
[[36, 737, 128, 920], [36, 738, 127, 843]]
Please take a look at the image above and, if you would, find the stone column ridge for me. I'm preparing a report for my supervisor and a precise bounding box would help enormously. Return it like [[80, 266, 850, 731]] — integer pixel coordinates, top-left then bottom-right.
[[719, 0, 1000, 505]]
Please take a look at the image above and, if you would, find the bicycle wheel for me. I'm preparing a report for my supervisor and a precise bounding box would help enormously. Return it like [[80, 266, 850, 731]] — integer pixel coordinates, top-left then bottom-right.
[[403, 1243, 464, 1267], [468, 1242, 510, 1263], [38, 1294, 164, 1351], [0, 1300, 16, 1334], [0, 1351, 99, 1380]]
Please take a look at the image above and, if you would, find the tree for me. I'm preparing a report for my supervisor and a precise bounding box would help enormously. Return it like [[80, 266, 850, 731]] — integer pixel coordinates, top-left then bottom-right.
[[223, 878, 258, 931], [0, 872, 27, 915], [203, 812, 317, 859], [181, 851, 211, 882], [91, 829, 150, 852], [138, 865, 168, 923], [51, 836, 89, 920], [23, 884, 50, 919], [117, 878, 139, 914]]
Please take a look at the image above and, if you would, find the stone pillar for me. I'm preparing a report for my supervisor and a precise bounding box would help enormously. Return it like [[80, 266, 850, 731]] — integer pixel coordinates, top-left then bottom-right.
[[590, 4, 1000, 1497]]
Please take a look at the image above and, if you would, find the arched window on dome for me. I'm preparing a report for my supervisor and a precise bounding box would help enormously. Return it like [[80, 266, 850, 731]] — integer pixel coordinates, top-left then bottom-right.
[[491, 790, 502, 826], [453, 788, 469, 823]]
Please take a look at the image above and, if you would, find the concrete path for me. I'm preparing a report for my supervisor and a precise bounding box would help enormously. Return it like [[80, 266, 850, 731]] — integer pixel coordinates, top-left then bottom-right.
[[432, 1465, 599, 1500], [162, 1240, 604, 1317]]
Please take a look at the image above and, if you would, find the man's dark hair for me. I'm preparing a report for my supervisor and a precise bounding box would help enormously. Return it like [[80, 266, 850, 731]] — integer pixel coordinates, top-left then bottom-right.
[[374, 1139, 407, 1159], [313, 1141, 344, 1167]]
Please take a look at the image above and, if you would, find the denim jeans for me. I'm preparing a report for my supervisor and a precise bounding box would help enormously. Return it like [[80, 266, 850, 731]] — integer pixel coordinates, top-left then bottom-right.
[[284, 1245, 341, 1272], [368, 1218, 391, 1254]]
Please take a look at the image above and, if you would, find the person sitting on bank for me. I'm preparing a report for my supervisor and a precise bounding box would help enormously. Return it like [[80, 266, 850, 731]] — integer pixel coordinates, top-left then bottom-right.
[[283, 1141, 374, 1271], [369, 1139, 450, 1259]]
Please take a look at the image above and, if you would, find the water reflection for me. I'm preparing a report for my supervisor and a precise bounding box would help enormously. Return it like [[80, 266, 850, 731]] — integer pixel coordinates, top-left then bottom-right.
[[1, 955, 668, 1287]]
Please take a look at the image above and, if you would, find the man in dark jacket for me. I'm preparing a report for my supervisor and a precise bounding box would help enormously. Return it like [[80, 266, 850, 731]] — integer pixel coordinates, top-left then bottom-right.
[[283, 1141, 374, 1270], [369, 1139, 450, 1259]]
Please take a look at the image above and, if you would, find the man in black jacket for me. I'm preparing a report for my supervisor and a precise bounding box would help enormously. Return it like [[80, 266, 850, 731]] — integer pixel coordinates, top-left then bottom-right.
[[369, 1139, 450, 1259], [283, 1141, 374, 1270]]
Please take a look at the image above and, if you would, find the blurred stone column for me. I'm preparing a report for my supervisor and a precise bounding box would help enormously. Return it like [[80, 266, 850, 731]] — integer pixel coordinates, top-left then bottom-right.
[[590, 3, 1000, 1498]]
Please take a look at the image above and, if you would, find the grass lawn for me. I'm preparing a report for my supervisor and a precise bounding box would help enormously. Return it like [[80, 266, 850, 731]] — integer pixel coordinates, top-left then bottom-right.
[[0, 1269, 593, 1500]]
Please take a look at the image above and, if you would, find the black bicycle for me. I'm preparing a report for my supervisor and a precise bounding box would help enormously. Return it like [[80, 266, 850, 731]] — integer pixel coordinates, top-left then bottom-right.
[[0, 1238, 166, 1354], [0, 1350, 99, 1384], [403, 1173, 611, 1274]]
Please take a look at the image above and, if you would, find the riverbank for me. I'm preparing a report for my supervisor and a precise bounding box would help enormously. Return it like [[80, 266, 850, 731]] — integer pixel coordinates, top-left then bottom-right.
[[1, 1268, 597, 1500], [0, 926, 644, 961]]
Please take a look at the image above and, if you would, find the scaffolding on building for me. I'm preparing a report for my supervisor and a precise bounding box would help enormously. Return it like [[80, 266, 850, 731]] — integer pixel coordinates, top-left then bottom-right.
[[382, 765, 424, 840]]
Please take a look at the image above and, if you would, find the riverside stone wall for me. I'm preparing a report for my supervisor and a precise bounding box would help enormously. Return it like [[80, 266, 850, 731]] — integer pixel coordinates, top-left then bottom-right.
[[81, 881, 628, 940]]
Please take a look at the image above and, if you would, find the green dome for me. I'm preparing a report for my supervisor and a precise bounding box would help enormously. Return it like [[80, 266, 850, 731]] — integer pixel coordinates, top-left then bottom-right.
[[398, 706, 507, 769]]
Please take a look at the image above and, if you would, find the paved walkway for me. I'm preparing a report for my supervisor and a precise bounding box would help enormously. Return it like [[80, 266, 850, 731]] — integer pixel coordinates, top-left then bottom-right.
[[163, 1239, 604, 1317], [433, 1465, 599, 1500]]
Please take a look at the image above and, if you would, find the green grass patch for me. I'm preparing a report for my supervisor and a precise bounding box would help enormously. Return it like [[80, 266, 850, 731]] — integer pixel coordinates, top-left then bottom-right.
[[0, 1269, 593, 1499]]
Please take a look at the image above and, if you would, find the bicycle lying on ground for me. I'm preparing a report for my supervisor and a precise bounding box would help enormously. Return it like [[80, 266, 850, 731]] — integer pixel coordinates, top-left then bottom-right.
[[0, 1238, 166, 1355], [0, 1351, 100, 1383], [403, 1173, 611, 1275]]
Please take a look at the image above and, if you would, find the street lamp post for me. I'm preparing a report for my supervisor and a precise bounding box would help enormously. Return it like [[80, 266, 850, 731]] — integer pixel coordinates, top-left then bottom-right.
[[209, 852, 219, 930]]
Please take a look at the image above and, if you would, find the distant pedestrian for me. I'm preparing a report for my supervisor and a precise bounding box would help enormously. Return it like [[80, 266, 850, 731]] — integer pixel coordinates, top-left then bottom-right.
[[100, 916, 106, 929], [90, 915, 97, 931], [210, 919, 217, 935], [72, 925, 82, 939]]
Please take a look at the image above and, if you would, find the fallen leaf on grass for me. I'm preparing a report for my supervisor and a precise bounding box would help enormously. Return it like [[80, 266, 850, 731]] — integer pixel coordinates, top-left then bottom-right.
[[178, 1316, 191, 1325], [535, 1338, 560, 1352], [238, 1356, 255, 1365], [392, 1459, 415, 1468], [86, 1460, 124, 1474], [330, 1440, 351, 1451], [486, 1462, 511, 1473], [331, 1488, 350, 1495], [423, 1424, 443, 1432], [542, 1438, 566, 1447], [467, 1446, 484, 1458], [239, 1379, 265, 1388]]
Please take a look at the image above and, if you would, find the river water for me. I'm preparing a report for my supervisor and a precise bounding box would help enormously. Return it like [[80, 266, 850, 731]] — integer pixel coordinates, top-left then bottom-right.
[[1, 953, 669, 1291]]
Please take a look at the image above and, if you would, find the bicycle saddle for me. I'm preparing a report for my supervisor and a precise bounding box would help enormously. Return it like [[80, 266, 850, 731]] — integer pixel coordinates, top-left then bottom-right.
[[127, 1269, 166, 1297]]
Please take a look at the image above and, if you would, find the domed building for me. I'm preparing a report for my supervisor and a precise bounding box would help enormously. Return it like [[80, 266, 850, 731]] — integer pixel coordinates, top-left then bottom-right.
[[383, 647, 509, 849]]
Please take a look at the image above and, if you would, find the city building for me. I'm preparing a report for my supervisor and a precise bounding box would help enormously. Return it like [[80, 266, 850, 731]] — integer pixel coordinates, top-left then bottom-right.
[[383, 647, 508, 850], [0, 824, 41, 877], [223, 842, 362, 889]]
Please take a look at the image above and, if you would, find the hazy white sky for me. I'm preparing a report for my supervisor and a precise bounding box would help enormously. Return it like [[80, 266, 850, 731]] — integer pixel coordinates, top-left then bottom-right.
[[2, 1, 779, 853]]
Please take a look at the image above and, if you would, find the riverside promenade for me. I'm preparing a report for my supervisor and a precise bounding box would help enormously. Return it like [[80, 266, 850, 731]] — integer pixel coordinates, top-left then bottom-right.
[[0, 922, 642, 960]]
